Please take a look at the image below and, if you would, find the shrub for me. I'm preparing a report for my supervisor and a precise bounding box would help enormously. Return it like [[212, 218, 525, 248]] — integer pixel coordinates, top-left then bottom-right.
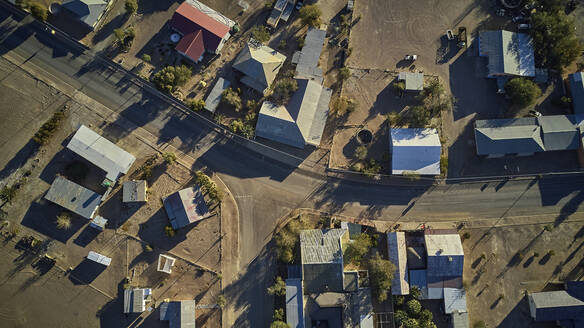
[[299, 4, 322, 27], [221, 88, 242, 110], [251, 25, 270, 43], [333, 96, 358, 116], [405, 299, 422, 316], [278, 39, 287, 49], [344, 233, 373, 265], [461, 232, 471, 240], [217, 295, 226, 308], [267, 276, 286, 296], [350, 162, 365, 172], [0, 185, 19, 204], [114, 27, 136, 51], [56, 212, 72, 230], [187, 99, 205, 112], [505, 78, 542, 108], [339, 67, 351, 81], [548, 250, 556, 256], [145, 244, 153, 252], [270, 321, 290, 328], [29, 2, 48, 21], [271, 79, 298, 104], [403, 318, 420, 328], [33, 109, 66, 145], [141, 54, 151, 62], [386, 112, 402, 127], [125, 0, 138, 15], [151, 65, 192, 93], [544, 224, 553, 232], [393, 81, 406, 92], [419, 309, 433, 322], [410, 286, 422, 300], [273, 308, 285, 321], [440, 154, 448, 175], [162, 152, 177, 165], [275, 215, 311, 263], [164, 225, 175, 237], [246, 100, 259, 111], [533, 251, 540, 257], [368, 253, 396, 302], [355, 146, 368, 160], [394, 310, 408, 326]]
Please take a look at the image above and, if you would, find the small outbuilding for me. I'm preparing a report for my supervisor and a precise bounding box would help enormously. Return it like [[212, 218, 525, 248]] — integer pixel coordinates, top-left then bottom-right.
[[44, 176, 102, 220], [286, 278, 304, 328], [87, 251, 111, 266], [163, 186, 210, 230], [123, 180, 148, 203], [398, 72, 424, 91], [387, 231, 409, 295], [89, 215, 108, 231], [528, 281, 584, 325], [123, 288, 152, 313], [160, 300, 196, 328], [157, 254, 177, 274], [390, 128, 442, 175], [204, 77, 231, 113]]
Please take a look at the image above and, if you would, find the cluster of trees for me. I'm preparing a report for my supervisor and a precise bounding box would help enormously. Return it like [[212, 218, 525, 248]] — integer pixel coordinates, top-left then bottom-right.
[[113, 26, 136, 52], [186, 99, 205, 112], [229, 111, 256, 139], [299, 4, 322, 27], [151, 65, 192, 93], [275, 215, 312, 263], [350, 159, 382, 177], [388, 79, 449, 128], [125, 0, 138, 15], [368, 253, 396, 302], [33, 108, 66, 145], [251, 25, 270, 44], [529, 0, 582, 71], [505, 78, 542, 108], [271, 79, 298, 105], [195, 171, 224, 203], [162, 152, 177, 165], [332, 96, 358, 116], [344, 233, 373, 266], [221, 88, 243, 110], [394, 287, 437, 328]]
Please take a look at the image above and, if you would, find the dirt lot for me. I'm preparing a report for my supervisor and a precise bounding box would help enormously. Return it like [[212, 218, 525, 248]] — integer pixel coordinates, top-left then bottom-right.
[[462, 220, 584, 327]]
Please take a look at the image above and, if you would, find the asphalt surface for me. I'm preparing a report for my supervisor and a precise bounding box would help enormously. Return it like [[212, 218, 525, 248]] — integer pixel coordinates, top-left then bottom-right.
[[1, 7, 584, 327]]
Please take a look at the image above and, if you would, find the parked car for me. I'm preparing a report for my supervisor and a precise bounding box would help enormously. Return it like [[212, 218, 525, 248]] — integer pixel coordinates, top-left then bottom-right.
[[404, 54, 417, 61], [295, 1, 303, 10], [518, 23, 531, 30], [528, 110, 542, 117]]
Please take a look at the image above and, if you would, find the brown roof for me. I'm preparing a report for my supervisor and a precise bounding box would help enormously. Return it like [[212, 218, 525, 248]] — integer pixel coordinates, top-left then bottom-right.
[[170, 2, 229, 52], [175, 30, 205, 62]]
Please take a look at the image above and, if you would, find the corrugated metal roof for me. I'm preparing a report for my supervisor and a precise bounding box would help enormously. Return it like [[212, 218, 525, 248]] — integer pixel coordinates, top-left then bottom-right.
[[160, 300, 196, 328], [387, 232, 409, 295], [390, 128, 442, 175], [300, 229, 346, 264], [170, 1, 230, 53], [163, 186, 210, 230], [62, 0, 108, 29], [233, 42, 286, 94], [530, 290, 584, 322], [44, 176, 101, 219], [67, 125, 136, 181], [157, 254, 176, 274], [479, 30, 535, 77], [570, 72, 584, 115], [409, 269, 428, 299], [286, 278, 305, 328], [175, 30, 205, 62], [425, 232, 464, 278], [204, 78, 231, 113], [398, 72, 424, 91], [89, 215, 107, 231], [539, 115, 580, 151], [87, 250, 111, 266], [124, 288, 150, 313], [123, 180, 147, 202], [444, 288, 467, 314], [295, 28, 326, 81]]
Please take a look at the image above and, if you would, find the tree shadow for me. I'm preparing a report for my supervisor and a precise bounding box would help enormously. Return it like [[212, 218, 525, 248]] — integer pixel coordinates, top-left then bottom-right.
[[0, 139, 39, 181], [538, 253, 552, 265], [92, 13, 129, 45], [523, 255, 535, 268]]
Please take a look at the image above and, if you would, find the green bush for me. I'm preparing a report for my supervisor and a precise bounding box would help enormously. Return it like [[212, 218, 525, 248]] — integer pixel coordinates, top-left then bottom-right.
[[251, 25, 270, 43], [270, 321, 290, 328], [386, 112, 402, 127], [406, 299, 422, 316], [394, 310, 408, 326], [339, 67, 351, 81], [505, 78, 542, 108], [217, 295, 226, 308], [33, 109, 66, 145], [403, 318, 419, 328], [275, 215, 312, 263], [187, 99, 205, 112], [162, 152, 177, 165], [355, 146, 368, 160], [299, 4, 322, 27], [271, 79, 298, 104], [164, 225, 175, 237], [333, 96, 358, 116], [344, 233, 373, 265], [151, 65, 192, 93], [368, 253, 396, 302], [221, 88, 242, 110], [141, 54, 151, 62], [273, 308, 285, 321], [56, 212, 72, 230], [440, 154, 448, 175], [267, 276, 286, 296], [125, 0, 138, 14], [29, 2, 48, 21]]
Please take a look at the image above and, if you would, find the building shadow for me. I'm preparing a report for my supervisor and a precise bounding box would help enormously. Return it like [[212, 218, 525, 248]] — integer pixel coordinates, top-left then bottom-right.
[[69, 257, 108, 285], [97, 278, 140, 327], [20, 201, 86, 243], [92, 13, 128, 45], [73, 224, 101, 247], [498, 296, 537, 327], [0, 139, 39, 181]]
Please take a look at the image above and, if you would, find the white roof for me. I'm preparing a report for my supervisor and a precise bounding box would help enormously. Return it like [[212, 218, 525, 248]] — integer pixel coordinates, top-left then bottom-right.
[[87, 250, 112, 266], [67, 125, 136, 181], [390, 128, 441, 175], [387, 232, 409, 295], [424, 233, 464, 257], [157, 254, 176, 274], [444, 288, 467, 314]]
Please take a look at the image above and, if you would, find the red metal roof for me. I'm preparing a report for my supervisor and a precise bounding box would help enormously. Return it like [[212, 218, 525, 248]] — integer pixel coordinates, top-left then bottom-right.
[[170, 2, 229, 53], [175, 30, 205, 62]]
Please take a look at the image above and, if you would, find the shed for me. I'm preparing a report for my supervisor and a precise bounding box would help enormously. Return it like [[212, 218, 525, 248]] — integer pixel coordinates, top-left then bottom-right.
[[87, 251, 111, 266], [123, 288, 152, 313], [123, 180, 147, 203], [286, 278, 304, 328], [67, 125, 136, 181], [398, 72, 424, 91], [89, 215, 108, 231], [157, 254, 177, 274], [390, 128, 442, 175], [160, 300, 196, 328], [44, 176, 102, 219], [529, 290, 584, 322], [204, 78, 231, 113], [163, 186, 210, 230], [570, 72, 584, 114], [387, 231, 409, 295]]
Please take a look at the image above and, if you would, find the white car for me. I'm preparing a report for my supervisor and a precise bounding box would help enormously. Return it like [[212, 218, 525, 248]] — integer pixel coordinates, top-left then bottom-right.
[[405, 54, 417, 61]]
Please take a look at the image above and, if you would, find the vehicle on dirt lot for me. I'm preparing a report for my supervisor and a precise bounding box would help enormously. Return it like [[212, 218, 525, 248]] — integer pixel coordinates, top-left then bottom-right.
[[446, 29, 454, 40], [404, 54, 417, 61]]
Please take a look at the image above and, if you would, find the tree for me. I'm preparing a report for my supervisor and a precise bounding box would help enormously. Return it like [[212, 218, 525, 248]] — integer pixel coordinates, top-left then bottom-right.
[[339, 67, 351, 81], [410, 286, 422, 300], [271, 79, 298, 104], [151, 65, 192, 93], [267, 276, 286, 296], [270, 321, 290, 328], [141, 54, 151, 62], [125, 0, 138, 15], [299, 4, 322, 27], [354, 146, 368, 161], [221, 88, 242, 110], [251, 25, 270, 44], [421, 79, 444, 101], [56, 212, 72, 230], [344, 233, 372, 265], [29, 2, 48, 21], [273, 308, 285, 321], [368, 253, 396, 302], [406, 299, 422, 316], [187, 99, 205, 112], [394, 310, 408, 326], [419, 309, 433, 322], [333, 96, 358, 116], [0, 185, 18, 204], [162, 152, 177, 165], [505, 78, 542, 108], [403, 318, 420, 328]]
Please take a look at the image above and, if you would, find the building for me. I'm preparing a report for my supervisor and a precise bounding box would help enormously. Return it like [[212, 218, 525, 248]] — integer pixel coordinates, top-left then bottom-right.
[[390, 128, 442, 175], [123, 180, 147, 203], [204, 77, 230, 113], [157, 254, 177, 274], [170, 1, 233, 62], [424, 230, 464, 300], [300, 229, 348, 293], [61, 0, 110, 30], [123, 288, 152, 313], [474, 115, 584, 157], [162, 186, 210, 230], [67, 125, 136, 182], [398, 72, 424, 91], [292, 28, 327, 83], [256, 79, 332, 148], [286, 278, 304, 328], [89, 215, 108, 231], [87, 250, 111, 266], [44, 176, 102, 219], [233, 41, 286, 94], [570, 72, 584, 115], [528, 281, 584, 326], [267, 0, 294, 28], [478, 30, 535, 79], [387, 231, 409, 295], [160, 300, 196, 328]]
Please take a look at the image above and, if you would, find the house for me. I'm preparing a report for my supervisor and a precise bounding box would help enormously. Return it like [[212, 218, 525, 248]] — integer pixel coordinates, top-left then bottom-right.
[[398, 72, 424, 91], [87, 250, 111, 266], [300, 229, 348, 293], [61, 0, 110, 30], [570, 72, 584, 114], [267, 0, 295, 28], [123, 288, 152, 313], [204, 77, 231, 113], [160, 300, 196, 328], [67, 125, 136, 182], [528, 281, 584, 326], [162, 186, 210, 230], [170, 1, 233, 62], [123, 180, 147, 203], [286, 278, 305, 328], [157, 254, 177, 274], [478, 30, 535, 79], [390, 128, 442, 175], [474, 115, 584, 158], [44, 176, 102, 219], [256, 79, 332, 148], [387, 231, 409, 295], [292, 28, 327, 83], [233, 41, 286, 94]]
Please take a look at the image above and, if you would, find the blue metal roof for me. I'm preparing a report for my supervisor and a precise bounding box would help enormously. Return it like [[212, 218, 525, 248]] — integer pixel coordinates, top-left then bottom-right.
[[286, 279, 304, 328]]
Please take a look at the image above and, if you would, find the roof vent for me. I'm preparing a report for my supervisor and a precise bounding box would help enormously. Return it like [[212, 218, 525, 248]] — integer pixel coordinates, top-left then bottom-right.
[[448, 256, 453, 262]]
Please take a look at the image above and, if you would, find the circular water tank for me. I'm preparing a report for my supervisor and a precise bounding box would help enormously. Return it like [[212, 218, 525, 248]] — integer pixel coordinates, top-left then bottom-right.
[[170, 33, 181, 43], [357, 129, 373, 144]]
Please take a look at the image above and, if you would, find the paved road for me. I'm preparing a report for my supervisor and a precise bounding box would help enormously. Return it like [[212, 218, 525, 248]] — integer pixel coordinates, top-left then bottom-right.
[[1, 8, 584, 327]]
